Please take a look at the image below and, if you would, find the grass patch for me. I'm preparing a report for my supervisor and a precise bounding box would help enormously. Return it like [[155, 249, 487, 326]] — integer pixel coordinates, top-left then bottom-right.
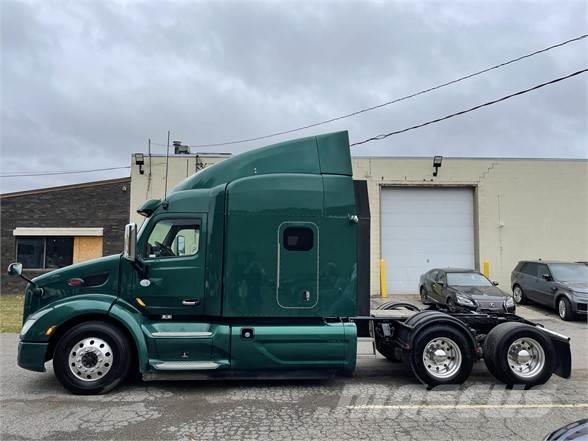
[[0, 295, 24, 333]]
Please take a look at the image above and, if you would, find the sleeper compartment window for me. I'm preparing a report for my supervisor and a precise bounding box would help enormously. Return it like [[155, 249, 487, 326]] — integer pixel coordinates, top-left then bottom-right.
[[283, 227, 314, 251]]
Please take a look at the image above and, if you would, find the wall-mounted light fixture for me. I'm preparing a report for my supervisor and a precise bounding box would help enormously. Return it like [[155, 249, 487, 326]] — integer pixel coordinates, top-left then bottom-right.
[[134, 153, 145, 175], [433, 155, 443, 177]]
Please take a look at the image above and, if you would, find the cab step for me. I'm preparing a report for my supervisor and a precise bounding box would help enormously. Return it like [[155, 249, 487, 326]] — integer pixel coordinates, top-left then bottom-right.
[[357, 337, 377, 358], [149, 360, 221, 371]]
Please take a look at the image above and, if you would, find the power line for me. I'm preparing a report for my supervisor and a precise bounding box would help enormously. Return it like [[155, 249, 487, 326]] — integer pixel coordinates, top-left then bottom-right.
[[350, 68, 588, 147], [0, 166, 130, 178], [173, 34, 587, 149]]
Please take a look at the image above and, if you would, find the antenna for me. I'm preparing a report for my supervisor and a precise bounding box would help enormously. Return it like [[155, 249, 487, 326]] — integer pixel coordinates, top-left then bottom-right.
[[163, 130, 170, 208]]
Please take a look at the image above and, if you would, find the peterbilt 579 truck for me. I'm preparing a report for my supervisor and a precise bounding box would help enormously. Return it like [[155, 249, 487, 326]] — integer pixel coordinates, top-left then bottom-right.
[[8, 131, 571, 394]]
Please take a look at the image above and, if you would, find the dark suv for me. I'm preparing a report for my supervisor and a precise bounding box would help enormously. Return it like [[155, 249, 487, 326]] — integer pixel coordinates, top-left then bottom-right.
[[511, 260, 588, 320]]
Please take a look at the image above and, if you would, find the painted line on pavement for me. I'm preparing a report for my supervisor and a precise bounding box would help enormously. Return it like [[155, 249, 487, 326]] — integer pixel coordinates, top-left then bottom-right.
[[348, 403, 588, 410]]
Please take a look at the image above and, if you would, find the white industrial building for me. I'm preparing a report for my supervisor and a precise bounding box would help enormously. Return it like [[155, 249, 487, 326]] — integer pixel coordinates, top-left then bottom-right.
[[130, 151, 588, 296]]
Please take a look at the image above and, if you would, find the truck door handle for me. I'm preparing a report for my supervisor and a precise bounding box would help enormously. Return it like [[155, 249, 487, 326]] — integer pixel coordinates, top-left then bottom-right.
[[182, 299, 200, 306]]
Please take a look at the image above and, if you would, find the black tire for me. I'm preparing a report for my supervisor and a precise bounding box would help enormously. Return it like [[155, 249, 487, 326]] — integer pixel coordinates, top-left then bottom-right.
[[557, 296, 574, 321], [375, 340, 402, 362], [483, 322, 555, 388], [403, 324, 475, 387], [377, 301, 420, 311], [512, 285, 527, 305], [53, 321, 131, 395], [420, 287, 430, 305]]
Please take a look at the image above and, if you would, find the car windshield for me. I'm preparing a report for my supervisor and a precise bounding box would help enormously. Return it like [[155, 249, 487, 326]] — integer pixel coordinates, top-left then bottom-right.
[[447, 272, 492, 286], [549, 263, 588, 283]]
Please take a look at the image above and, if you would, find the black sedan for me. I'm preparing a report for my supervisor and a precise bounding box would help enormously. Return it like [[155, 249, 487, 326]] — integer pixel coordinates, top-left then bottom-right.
[[419, 268, 516, 313]]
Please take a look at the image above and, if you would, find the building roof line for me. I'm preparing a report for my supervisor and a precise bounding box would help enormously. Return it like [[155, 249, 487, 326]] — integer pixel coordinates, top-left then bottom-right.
[[351, 156, 588, 162], [139, 153, 232, 158], [0, 177, 131, 199]]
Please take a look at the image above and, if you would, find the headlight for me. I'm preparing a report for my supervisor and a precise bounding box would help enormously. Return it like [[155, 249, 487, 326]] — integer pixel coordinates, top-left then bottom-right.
[[19, 308, 51, 339], [20, 319, 36, 338], [456, 295, 475, 307], [505, 297, 515, 307]]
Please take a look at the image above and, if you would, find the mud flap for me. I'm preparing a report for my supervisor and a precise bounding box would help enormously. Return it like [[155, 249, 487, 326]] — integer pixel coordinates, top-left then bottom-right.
[[537, 326, 572, 378], [551, 338, 572, 378]]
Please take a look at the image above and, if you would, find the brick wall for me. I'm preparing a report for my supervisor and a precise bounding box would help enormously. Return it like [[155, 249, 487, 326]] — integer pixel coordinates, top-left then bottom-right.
[[1, 178, 131, 294]]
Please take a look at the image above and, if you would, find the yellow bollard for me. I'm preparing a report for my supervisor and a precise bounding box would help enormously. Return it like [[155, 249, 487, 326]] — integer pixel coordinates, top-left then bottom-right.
[[483, 260, 490, 278], [380, 259, 388, 298]]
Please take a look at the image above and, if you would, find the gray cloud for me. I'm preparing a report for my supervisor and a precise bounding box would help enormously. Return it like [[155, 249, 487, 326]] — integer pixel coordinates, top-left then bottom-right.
[[1, 0, 587, 193]]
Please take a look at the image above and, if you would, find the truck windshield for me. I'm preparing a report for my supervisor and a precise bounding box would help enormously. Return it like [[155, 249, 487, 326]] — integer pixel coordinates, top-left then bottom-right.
[[549, 263, 588, 283], [447, 272, 492, 286]]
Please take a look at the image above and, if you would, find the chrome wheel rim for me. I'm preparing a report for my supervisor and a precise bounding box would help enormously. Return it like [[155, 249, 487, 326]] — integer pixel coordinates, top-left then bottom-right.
[[513, 287, 522, 303], [558, 299, 566, 318], [507, 337, 545, 379], [68, 337, 113, 381], [422, 337, 462, 379]]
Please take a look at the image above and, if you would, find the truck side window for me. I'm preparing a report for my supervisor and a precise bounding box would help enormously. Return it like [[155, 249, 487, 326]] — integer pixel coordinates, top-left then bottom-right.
[[283, 227, 313, 251], [146, 219, 200, 258]]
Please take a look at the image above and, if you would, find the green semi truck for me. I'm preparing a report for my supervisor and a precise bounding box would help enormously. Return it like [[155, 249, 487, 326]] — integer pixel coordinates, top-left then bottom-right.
[[8, 131, 571, 394]]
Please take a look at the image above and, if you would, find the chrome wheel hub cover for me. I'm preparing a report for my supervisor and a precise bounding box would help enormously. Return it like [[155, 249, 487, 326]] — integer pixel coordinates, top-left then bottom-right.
[[68, 337, 114, 381], [422, 337, 462, 379], [507, 337, 545, 379]]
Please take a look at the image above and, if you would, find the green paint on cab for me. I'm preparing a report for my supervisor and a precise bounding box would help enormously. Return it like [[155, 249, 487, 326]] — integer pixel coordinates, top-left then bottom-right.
[[16, 131, 361, 382]]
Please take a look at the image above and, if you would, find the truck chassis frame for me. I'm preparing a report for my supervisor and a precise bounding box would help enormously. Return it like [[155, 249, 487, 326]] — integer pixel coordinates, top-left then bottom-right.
[[351, 302, 571, 388]]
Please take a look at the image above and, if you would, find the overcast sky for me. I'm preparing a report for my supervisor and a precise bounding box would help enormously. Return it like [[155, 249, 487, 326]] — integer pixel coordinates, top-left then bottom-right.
[[1, 0, 587, 193]]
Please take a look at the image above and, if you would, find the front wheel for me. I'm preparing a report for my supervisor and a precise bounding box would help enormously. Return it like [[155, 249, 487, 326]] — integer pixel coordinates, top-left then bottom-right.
[[53, 321, 131, 395], [404, 325, 475, 387], [558, 297, 574, 321]]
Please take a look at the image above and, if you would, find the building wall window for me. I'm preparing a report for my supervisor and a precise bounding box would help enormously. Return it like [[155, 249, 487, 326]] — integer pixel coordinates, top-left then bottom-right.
[[16, 236, 74, 269]]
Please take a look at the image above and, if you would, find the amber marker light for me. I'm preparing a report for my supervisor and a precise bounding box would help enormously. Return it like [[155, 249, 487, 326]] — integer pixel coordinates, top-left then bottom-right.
[[136, 297, 146, 307], [45, 325, 57, 336]]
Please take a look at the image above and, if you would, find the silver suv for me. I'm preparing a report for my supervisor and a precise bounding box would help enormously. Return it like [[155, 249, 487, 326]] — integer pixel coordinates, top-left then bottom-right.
[[511, 260, 588, 321]]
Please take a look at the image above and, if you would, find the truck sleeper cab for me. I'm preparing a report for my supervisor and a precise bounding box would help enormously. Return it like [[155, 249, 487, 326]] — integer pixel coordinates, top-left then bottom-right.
[[10, 130, 571, 394]]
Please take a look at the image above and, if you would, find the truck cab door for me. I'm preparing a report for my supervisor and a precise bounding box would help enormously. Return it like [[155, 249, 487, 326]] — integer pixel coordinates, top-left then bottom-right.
[[277, 223, 319, 309], [134, 215, 206, 316]]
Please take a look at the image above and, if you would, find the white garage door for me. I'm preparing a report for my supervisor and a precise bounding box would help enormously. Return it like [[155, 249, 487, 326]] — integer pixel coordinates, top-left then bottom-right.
[[381, 187, 475, 294]]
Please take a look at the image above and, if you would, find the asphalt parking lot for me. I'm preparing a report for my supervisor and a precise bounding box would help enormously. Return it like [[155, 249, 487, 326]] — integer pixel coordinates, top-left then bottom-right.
[[1, 297, 586, 441]]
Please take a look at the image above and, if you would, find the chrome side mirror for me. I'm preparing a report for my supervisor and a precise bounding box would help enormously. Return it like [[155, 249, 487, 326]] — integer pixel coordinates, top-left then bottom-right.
[[7, 262, 23, 276], [123, 223, 137, 262], [7, 262, 37, 288]]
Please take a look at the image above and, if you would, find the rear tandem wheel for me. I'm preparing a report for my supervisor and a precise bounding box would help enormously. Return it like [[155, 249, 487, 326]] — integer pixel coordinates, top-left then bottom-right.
[[483, 322, 555, 388]]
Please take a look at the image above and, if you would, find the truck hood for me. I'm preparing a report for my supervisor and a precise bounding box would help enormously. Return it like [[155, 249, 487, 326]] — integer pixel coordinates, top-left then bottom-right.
[[24, 254, 121, 320]]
